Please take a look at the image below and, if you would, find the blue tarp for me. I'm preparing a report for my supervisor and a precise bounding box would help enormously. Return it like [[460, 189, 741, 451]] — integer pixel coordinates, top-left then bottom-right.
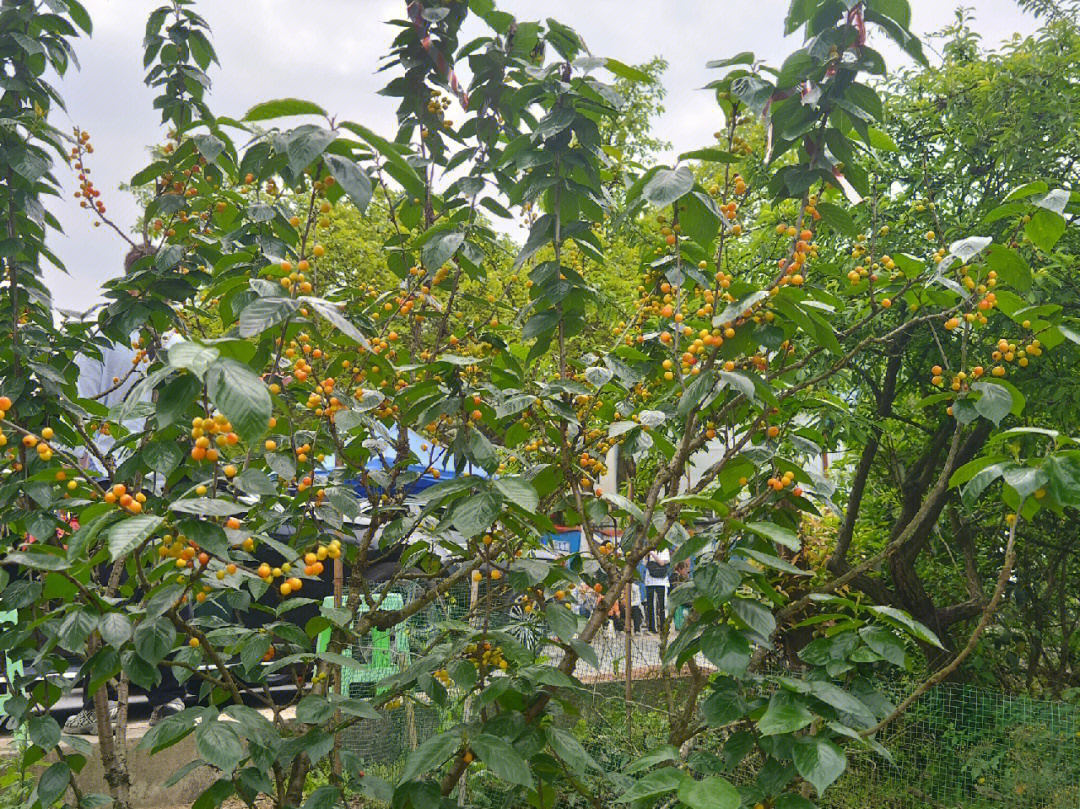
[[347, 428, 488, 495], [541, 530, 583, 554]]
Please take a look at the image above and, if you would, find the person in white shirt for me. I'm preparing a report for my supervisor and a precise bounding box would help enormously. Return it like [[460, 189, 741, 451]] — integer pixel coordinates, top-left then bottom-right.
[[644, 548, 671, 634], [64, 245, 187, 734], [73, 336, 147, 476]]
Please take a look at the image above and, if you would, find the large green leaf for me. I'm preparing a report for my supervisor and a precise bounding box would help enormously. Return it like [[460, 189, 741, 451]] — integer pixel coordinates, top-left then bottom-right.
[[731, 597, 776, 640], [815, 201, 856, 238], [865, 605, 943, 648], [205, 359, 272, 443], [422, 230, 465, 270], [693, 562, 741, 606], [547, 727, 601, 773], [1025, 208, 1066, 252], [37, 761, 71, 807], [701, 625, 751, 676], [616, 767, 685, 802], [29, 714, 61, 750], [399, 729, 461, 782], [99, 612, 133, 649], [859, 625, 906, 667], [238, 296, 300, 338], [1002, 464, 1049, 499], [643, 167, 694, 208], [108, 515, 164, 561], [195, 719, 246, 773], [1045, 451, 1080, 508], [793, 736, 846, 796], [984, 245, 1031, 293], [743, 521, 801, 551], [758, 690, 813, 736], [970, 381, 1012, 426], [134, 616, 176, 664], [471, 733, 533, 787], [324, 154, 372, 212], [244, 98, 328, 121], [450, 490, 502, 537], [677, 776, 741, 809], [287, 126, 337, 174], [494, 477, 539, 513]]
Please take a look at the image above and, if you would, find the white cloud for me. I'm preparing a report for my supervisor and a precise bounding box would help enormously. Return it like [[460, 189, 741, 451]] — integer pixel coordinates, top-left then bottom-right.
[[45, 0, 1037, 310]]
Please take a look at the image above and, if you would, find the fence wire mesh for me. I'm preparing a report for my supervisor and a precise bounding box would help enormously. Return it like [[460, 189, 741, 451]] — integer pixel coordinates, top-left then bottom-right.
[[330, 580, 1080, 808]]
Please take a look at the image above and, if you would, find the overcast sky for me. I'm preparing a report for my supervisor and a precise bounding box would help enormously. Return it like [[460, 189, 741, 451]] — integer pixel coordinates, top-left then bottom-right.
[[42, 0, 1040, 311]]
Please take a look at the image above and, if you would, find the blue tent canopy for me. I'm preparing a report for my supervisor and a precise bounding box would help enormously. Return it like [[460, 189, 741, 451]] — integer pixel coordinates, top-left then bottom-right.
[[348, 428, 489, 495]]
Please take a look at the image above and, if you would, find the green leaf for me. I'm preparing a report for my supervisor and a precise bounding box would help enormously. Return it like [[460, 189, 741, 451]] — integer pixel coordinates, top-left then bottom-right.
[[237, 468, 277, 497], [1025, 208, 1066, 252], [192, 134, 225, 165], [758, 690, 813, 736], [296, 695, 335, 725], [677, 776, 741, 809], [624, 746, 680, 775], [450, 490, 501, 537], [701, 625, 751, 676], [677, 148, 739, 164], [603, 58, 651, 82], [134, 616, 176, 664], [144, 441, 185, 477], [238, 296, 300, 338], [701, 684, 746, 727], [205, 359, 272, 443], [67, 0, 93, 34], [1002, 464, 1048, 500], [287, 127, 337, 175], [494, 477, 539, 513], [643, 166, 694, 208], [547, 727, 601, 773], [731, 597, 776, 639], [244, 98, 328, 121], [793, 736, 846, 796], [744, 521, 800, 551], [195, 719, 246, 773], [545, 603, 580, 642], [984, 245, 1031, 293], [815, 201, 857, 238], [961, 462, 1006, 507], [339, 121, 426, 199], [169, 341, 221, 378], [859, 625, 906, 667], [108, 515, 164, 561], [157, 373, 202, 430], [170, 498, 247, 517], [399, 729, 461, 782], [471, 733, 533, 787], [616, 767, 685, 802], [99, 612, 133, 649], [303, 297, 373, 350], [866, 605, 943, 649], [693, 562, 741, 606], [1045, 451, 1080, 508], [736, 548, 811, 576], [29, 714, 61, 750], [970, 381, 1012, 426], [324, 154, 372, 212], [37, 761, 71, 807], [302, 785, 340, 809]]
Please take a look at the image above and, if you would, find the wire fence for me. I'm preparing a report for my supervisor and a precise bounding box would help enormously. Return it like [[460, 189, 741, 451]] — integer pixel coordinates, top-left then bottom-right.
[[325, 580, 1080, 808]]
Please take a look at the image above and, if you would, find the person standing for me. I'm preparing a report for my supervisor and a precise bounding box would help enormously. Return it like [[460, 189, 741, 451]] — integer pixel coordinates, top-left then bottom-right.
[[644, 548, 670, 634], [63, 245, 186, 733]]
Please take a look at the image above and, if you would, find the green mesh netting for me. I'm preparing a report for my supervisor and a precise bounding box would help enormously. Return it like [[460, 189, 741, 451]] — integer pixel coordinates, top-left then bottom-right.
[[328, 582, 1080, 808]]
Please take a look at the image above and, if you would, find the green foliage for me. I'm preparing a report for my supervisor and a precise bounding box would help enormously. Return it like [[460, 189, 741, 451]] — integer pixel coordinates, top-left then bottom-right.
[[2, 2, 1079, 809]]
